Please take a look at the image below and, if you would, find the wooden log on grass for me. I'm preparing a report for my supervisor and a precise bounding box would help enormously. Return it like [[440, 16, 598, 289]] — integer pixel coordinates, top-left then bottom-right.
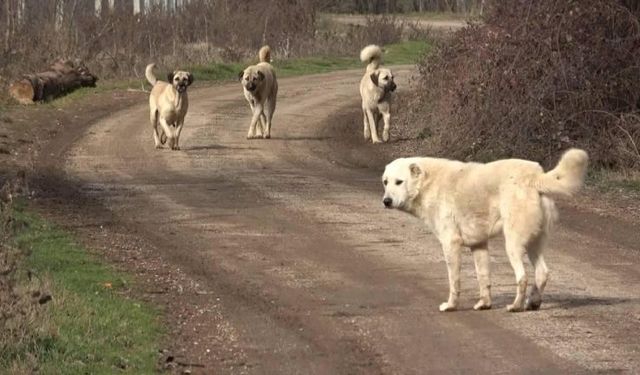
[[8, 59, 98, 104]]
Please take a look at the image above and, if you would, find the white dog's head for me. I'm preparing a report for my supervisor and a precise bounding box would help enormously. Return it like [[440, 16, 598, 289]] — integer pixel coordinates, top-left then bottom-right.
[[382, 158, 424, 211], [370, 68, 397, 93]]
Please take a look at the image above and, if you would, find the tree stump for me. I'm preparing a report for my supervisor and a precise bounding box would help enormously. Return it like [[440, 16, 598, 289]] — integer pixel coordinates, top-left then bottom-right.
[[8, 59, 98, 104]]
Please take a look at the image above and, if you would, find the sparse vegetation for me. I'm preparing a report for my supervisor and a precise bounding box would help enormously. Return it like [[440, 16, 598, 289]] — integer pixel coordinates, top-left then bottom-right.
[[0, 202, 162, 373], [397, 0, 640, 172]]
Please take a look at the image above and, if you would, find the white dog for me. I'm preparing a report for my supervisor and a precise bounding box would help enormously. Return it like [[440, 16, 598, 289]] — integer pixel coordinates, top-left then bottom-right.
[[359, 45, 396, 143], [381, 149, 589, 312]]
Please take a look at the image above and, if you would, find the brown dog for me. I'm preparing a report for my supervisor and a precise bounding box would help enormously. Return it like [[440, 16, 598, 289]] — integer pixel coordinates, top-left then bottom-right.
[[145, 64, 193, 150]]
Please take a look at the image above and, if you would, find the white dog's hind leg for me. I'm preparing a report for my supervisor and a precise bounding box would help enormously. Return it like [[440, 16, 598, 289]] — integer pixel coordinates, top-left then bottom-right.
[[525, 235, 549, 311], [440, 239, 462, 312], [263, 104, 274, 139], [256, 113, 266, 137], [471, 244, 492, 310], [504, 236, 528, 312]]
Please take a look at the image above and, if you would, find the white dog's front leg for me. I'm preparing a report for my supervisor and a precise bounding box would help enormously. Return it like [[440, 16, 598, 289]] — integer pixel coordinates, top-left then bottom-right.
[[440, 239, 462, 312], [247, 105, 262, 139]]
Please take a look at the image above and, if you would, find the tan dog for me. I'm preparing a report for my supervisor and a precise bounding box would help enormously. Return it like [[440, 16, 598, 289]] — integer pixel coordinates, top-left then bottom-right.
[[239, 46, 278, 139], [359, 45, 397, 143], [145, 64, 193, 150], [382, 149, 589, 312]]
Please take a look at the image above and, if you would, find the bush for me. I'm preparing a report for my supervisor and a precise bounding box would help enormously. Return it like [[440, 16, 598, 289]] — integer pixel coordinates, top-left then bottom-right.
[[406, 0, 640, 169]]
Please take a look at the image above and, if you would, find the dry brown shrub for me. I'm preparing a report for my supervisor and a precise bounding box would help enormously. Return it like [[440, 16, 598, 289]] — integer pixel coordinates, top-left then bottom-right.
[[403, 0, 640, 169]]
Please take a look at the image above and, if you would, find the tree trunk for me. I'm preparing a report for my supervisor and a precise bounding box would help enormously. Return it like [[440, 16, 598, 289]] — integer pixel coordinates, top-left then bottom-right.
[[8, 59, 98, 104]]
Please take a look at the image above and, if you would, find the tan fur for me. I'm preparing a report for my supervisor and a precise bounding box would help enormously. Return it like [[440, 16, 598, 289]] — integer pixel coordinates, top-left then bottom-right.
[[359, 45, 397, 143], [239, 45, 278, 139], [146, 63, 193, 150], [382, 149, 589, 312]]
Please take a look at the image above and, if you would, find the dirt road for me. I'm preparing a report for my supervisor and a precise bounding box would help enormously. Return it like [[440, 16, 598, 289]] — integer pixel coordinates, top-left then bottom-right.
[[41, 69, 639, 374]]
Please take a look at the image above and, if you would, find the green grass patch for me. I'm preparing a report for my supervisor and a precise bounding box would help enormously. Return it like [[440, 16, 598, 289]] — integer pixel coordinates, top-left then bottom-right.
[[2, 207, 162, 374], [189, 40, 430, 82], [587, 169, 640, 195]]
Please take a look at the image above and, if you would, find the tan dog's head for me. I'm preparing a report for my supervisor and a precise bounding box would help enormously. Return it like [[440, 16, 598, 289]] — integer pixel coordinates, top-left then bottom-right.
[[382, 158, 424, 211], [238, 66, 265, 93], [370, 68, 397, 93], [167, 70, 193, 93]]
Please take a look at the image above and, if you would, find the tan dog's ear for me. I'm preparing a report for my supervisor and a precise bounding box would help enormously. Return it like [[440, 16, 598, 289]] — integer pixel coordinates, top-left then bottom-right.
[[187, 73, 194, 86], [409, 163, 422, 179], [370, 72, 379, 86], [237, 71, 244, 81], [257, 71, 265, 81], [167, 71, 175, 83]]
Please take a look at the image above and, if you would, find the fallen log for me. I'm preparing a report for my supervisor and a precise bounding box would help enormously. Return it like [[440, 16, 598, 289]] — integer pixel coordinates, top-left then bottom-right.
[[8, 59, 98, 104]]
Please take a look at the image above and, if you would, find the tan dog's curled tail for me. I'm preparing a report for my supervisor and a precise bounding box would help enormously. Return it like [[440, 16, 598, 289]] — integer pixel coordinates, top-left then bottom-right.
[[259, 46, 271, 63], [145, 63, 157, 86], [536, 148, 589, 196], [360, 44, 383, 70]]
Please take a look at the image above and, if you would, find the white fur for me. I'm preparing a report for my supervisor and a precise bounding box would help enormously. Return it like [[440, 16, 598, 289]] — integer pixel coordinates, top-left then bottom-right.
[[359, 45, 396, 143], [381, 149, 588, 312]]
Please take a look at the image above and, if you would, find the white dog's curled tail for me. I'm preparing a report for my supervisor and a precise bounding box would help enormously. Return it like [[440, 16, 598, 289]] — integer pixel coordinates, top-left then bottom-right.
[[536, 148, 589, 196], [259, 45, 272, 63], [360, 44, 383, 70], [145, 63, 157, 86]]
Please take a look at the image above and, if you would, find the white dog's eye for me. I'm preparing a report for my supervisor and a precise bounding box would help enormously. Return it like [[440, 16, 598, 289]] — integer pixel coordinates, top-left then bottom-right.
[[395, 180, 403, 185], [383, 180, 388, 186]]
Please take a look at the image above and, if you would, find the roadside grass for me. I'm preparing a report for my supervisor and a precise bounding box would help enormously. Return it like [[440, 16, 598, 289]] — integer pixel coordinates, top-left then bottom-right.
[[586, 169, 640, 196], [1, 204, 162, 374], [189, 40, 430, 81]]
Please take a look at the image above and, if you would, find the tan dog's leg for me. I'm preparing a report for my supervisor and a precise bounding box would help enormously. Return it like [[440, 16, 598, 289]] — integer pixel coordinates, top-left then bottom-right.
[[525, 235, 549, 311], [471, 244, 492, 310], [263, 103, 274, 139], [440, 237, 462, 312], [382, 112, 391, 142], [257, 114, 266, 138], [159, 117, 175, 149], [364, 109, 381, 143], [363, 111, 371, 140], [247, 104, 262, 139], [173, 120, 184, 151], [151, 110, 162, 149]]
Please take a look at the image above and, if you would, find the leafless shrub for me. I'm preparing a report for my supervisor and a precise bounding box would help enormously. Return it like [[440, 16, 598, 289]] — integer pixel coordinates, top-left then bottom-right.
[[400, 0, 640, 169]]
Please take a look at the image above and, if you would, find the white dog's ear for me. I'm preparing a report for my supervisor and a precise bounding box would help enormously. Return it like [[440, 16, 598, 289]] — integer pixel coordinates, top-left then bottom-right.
[[167, 71, 175, 83], [370, 72, 379, 86], [257, 71, 265, 81], [237, 71, 244, 81], [409, 163, 422, 179], [187, 73, 194, 86]]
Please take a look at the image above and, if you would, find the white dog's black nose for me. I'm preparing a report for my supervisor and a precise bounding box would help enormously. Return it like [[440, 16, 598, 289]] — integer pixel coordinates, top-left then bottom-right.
[[383, 197, 392, 208]]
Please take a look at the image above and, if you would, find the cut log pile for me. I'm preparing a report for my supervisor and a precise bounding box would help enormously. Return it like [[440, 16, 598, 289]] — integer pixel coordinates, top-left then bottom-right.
[[8, 59, 98, 104]]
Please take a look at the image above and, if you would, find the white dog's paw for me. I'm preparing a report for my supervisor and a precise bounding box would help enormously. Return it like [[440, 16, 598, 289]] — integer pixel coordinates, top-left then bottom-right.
[[371, 139, 382, 144], [439, 302, 457, 312], [246, 134, 255, 140], [473, 299, 492, 311], [506, 303, 525, 313], [263, 133, 271, 139]]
